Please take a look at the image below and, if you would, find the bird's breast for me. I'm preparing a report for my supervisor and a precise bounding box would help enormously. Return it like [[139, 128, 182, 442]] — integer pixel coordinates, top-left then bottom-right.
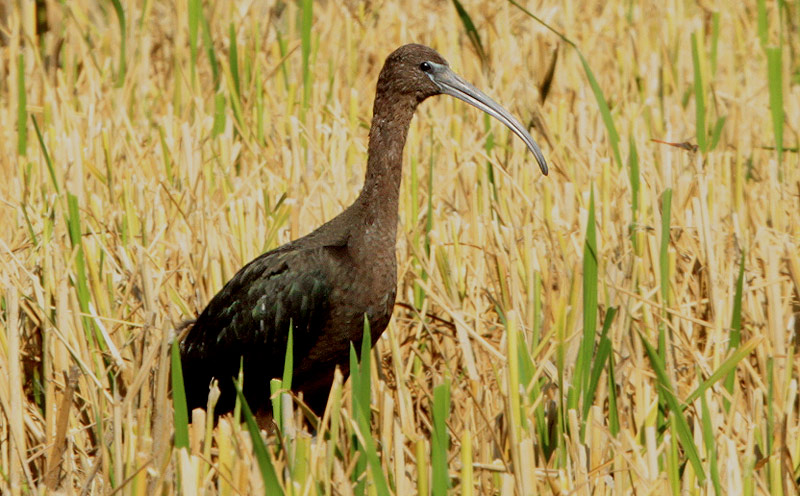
[[303, 247, 397, 365]]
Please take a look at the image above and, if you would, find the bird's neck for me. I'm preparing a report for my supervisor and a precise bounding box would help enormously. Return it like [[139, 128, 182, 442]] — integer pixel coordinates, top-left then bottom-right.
[[356, 94, 417, 224]]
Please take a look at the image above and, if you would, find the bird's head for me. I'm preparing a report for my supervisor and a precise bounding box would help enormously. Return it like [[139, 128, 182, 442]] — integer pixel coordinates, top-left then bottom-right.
[[377, 44, 449, 103], [376, 44, 548, 175]]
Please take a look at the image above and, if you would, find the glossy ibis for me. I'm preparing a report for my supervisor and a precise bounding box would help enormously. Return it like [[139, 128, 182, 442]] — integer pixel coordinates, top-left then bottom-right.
[[180, 44, 548, 421]]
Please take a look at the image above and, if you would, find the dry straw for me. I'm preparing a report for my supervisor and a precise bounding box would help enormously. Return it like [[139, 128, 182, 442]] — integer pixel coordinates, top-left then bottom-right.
[[1, 0, 798, 494]]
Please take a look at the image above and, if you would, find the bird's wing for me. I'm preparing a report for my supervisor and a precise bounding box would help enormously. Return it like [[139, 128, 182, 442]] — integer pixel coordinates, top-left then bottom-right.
[[180, 244, 341, 413]]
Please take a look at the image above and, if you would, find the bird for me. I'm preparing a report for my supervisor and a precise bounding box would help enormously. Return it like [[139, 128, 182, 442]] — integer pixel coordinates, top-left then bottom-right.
[[179, 43, 548, 422]]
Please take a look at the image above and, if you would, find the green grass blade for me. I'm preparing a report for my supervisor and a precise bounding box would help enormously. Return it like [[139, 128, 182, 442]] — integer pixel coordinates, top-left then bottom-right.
[[627, 136, 639, 248], [667, 416, 681, 494], [212, 92, 226, 138], [188, 0, 200, 86], [270, 378, 282, 430], [266, 321, 295, 431], [659, 188, 673, 300], [451, 0, 487, 66], [691, 33, 707, 153], [606, 340, 620, 436], [700, 388, 722, 495], [171, 339, 190, 450], [685, 337, 760, 406], [578, 52, 622, 167], [21, 203, 38, 247], [757, 0, 768, 48], [349, 343, 360, 411], [233, 357, 243, 424], [516, 328, 535, 405], [276, 29, 290, 89], [110, 0, 127, 87], [352, 405, 391, 495], [32, 117, 59, 193], [431, 382, 451, 496], [348, 319, 391, 496], [282, 321, 294, 389], [229, 23, 241, 99], [576, 189, 598, 417], [226, 24, 244, 134], [659, 188, 672, 358], [724, 253, 746, 403], [324, 370, 343, 488], [710, 116, 726, 151], [549, 307, 567, 458], [102, 131, 113, 195], [348, 343, 366, 494], [157, 125, 174, 182], [582, 307, 616, 423], [640, 332, 706, 482], [235, 380, 285, 495], [358, 317, 371, 419], [506, 318, 522, 440], [17, 53, 27, 155], [66, 193, 99, 347], [766, 46, 784, 168], [200, 9, 220, 89], [483, 113, 498, 201]]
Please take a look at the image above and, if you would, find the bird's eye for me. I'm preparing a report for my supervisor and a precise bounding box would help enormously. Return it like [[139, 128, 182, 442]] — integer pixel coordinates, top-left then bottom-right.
[[420, 61, 432, 72]]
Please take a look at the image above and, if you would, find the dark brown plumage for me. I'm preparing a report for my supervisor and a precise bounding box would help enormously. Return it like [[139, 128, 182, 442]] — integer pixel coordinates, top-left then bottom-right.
[[179, 44, 548, 420]]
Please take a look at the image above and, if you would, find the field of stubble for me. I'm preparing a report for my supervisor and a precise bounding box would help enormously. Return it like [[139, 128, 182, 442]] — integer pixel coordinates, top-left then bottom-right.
[[1, 1, 798, 494]]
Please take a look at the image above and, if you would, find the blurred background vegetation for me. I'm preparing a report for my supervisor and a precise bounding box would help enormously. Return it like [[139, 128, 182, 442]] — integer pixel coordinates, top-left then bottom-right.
[[0, 0, 798, 494]]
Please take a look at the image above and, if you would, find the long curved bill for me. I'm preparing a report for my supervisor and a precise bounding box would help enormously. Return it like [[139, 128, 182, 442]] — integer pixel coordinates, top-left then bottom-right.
[[427, 63, 548, 176]]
